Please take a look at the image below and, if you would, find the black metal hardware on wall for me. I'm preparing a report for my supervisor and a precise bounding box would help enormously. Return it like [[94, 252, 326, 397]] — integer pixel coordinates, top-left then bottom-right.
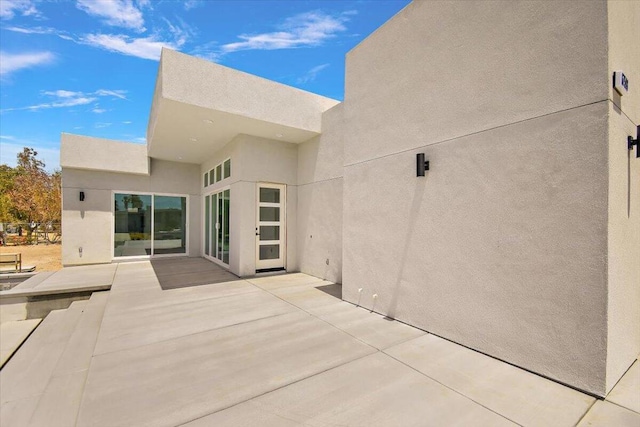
[[416, 153, 430, 176], [628, 125, 640, 159], [79, 191, 85, 201]]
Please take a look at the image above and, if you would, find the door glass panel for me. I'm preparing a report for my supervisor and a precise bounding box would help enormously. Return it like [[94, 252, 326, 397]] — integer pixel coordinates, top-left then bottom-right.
[[259, 187, 280, 203], [217, 193, 223, 260], [212, 193, 218, 257], [259, 226, 279, 241], [223, 159, 231, 179], [114, 193, 152, 257], [259, 244, 280, 260], [222, 189, 230, 264], [153, 196, 186, 255], [260, 206, 280, 222], [204, 195, 210, 255]]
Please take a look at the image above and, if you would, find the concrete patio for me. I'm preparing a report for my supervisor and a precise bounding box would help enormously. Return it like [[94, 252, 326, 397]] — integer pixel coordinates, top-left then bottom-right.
[[0, 258, 638, 426]]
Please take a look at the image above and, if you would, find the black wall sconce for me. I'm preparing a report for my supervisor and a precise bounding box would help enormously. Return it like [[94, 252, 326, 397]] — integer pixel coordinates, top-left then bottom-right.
[[79, 191, 85, 202], [628, 125, 640, 158], [416, 153, 430, 176]]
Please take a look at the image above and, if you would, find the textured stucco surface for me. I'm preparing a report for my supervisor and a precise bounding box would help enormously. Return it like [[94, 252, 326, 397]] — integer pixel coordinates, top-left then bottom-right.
[[62, 158, 200, 266], [160, 49, 338, 133], [343, 103, 610, 395], [605, 1, 640, 391], [60, 134, 149, 175], [297, 104, 344, 283], [201, 134, 299, 276], [343, 0, 608, 166], [341, 0, 612, 395]]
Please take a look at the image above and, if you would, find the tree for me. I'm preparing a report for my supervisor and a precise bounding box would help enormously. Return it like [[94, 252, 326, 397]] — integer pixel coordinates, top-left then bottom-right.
[[0, 164, 18, 222], [4, 148, 61, 239]]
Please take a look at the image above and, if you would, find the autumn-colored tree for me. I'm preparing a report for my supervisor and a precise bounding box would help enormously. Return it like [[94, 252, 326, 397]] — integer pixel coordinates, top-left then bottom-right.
[[0, 164, 19, 222], [5, 148, 61, 231]]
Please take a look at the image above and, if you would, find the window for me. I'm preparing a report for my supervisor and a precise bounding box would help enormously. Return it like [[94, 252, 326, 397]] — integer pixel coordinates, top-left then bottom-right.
[[204, 159, 231, 187], [114, 193, 187, 257]]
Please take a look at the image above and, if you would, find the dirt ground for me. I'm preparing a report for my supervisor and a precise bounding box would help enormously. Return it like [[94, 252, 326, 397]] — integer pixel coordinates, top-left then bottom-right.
[[0, 243, 62, 272]]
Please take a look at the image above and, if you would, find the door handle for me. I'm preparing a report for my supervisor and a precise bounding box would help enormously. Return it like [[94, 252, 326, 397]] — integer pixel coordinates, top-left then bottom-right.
[[255, 227, 260, 236]]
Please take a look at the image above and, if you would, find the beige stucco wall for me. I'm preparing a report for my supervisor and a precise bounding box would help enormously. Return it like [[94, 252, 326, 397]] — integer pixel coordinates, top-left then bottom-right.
[[61, 134, 149, 175], [201, 134, 299, 276], [605, 0, 640, 393], [160, 49, 339, 134], [341, 0, 613, 396], [62, 158, 201, 266], [297, 104, 344, 283]]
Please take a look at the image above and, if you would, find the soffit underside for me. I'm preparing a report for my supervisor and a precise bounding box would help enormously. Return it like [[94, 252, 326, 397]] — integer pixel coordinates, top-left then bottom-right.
[[147, 98, 319, 164]]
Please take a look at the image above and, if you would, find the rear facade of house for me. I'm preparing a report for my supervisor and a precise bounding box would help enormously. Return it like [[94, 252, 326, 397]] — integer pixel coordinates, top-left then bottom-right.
[[60, 1, 639, 398]]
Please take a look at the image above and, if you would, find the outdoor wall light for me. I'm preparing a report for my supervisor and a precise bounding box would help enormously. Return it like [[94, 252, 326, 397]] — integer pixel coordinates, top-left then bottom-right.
[[416, 153, 430, 176], [628, 125, 640, 158], [79, 191, 85, 201]]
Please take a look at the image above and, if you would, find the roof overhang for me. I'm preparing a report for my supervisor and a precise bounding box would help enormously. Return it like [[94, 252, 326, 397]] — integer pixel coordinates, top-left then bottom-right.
[[147, 49, 340, 164]]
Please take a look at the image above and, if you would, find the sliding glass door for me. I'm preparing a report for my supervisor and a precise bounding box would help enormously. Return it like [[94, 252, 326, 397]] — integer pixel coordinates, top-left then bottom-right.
[[114, 193, 187, 258], [204, 188, 230, 265]]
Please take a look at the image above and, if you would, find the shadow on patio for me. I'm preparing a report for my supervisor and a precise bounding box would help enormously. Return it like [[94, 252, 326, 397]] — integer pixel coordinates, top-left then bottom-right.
[[150, 257, 240, 290]]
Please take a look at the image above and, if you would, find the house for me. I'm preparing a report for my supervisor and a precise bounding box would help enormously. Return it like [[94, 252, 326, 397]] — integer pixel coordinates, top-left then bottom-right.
[[60, 1, 639, 398]]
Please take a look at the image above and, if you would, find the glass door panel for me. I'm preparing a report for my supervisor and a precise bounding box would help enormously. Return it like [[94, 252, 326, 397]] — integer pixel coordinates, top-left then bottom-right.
[[256, 183, 285, 270], [114, 193, 152, 257], [153, 196, 186, 255], [203, 189, 229, 265]]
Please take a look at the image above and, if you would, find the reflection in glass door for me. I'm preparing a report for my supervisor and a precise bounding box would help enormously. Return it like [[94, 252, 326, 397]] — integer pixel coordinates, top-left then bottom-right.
[[256, 183, 285, 271], [204, 189, 230, 265], [114, 193, 187, 257]]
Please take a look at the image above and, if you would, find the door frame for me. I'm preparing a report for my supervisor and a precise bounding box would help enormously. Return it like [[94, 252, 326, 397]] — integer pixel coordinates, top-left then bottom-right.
[[202, 186, 231, 268], [255, 182, 286, 272], [111, 190, 189, 260]]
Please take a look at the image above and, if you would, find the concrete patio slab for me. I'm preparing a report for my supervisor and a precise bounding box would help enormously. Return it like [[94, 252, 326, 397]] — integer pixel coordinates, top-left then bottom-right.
[[33, 264, 117, 291], [267, 281, 344, 310], [577, 400, 640, 426], [184, 352, 516, 427], [606, 360, 640, 413], [0, 318, 41, 367], [385, 333, 595, 427], [95, 289, 296, 355], [76, 311, 376, 427], [307, 301, 426, 350], [0, 302, 86, 404], [246, 272, 329, 290], [6, 272, 55, 292]]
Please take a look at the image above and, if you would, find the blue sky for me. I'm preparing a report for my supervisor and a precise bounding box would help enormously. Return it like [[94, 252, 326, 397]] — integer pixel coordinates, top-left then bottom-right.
[[0, 0, 410, 171]]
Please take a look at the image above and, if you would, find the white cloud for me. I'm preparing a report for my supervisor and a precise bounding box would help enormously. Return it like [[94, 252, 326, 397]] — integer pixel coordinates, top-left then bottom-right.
[[0, 0, 41, 20], [1, 88, 127, 113], [95, 122, 112, 128], [82, 33, 181, 60], [221, 11, 350, 53], [0, 51, 55, 78], [0, 141, 60, 172], [95, 89, 128, 100], [4, 25, 54, 34], [43, 90, 83, 98], [76, 0, 145, 32], [184, 0, 203, 11], [122, 121, 132, 124], [190, 41, 222, 63], [92, 107, 106, 113], [297, 63, 329, 84]]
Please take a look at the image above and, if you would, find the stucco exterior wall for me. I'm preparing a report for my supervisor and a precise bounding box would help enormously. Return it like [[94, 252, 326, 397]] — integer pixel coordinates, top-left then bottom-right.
[[297, 104, 344, 283], [341, 0, 612, 395], [62, 158, 200, 266], [61, 134, 149, 175], [201, 134, 299, 276], [605, 0, 640, 393]]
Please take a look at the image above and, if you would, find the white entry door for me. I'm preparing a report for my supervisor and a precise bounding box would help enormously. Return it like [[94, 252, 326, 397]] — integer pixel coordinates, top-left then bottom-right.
[[256, 183, 285, 271]]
